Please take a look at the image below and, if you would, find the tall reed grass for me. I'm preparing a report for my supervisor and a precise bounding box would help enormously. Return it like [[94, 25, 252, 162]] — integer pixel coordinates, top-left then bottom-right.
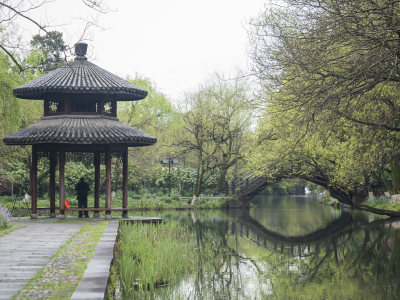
[[115, 222, 196, 298]]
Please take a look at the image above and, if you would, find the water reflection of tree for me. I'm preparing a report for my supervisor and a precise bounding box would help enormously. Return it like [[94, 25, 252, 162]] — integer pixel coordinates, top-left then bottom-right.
[[184, 215, 273, 299], [234, 213, 400, 299], [185, 210, 400, 299], [192, 219, 237, 299], [153, 210, 400, 299]]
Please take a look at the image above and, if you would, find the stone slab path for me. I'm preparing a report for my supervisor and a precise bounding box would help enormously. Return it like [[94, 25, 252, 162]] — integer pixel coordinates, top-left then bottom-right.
[[0, 217, 161, 299], [0, 221, 83, 300], [71, 221, 119, 300]]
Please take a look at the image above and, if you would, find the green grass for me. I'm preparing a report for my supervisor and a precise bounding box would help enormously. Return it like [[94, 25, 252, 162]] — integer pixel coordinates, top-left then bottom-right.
[[0, 224, 25, 237], [0, 194, 230, 217], [128, 195, 229, 210], [111, 222, 197, 299], [364, 197, 400, 211]]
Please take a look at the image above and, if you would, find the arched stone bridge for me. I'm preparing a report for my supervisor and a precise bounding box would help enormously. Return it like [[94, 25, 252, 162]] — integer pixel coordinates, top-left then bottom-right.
[[228, 171, 282, 206]]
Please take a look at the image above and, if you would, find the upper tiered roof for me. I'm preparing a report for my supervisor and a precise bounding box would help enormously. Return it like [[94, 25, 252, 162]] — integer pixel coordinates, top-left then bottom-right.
[[13, 43, 148, 101]]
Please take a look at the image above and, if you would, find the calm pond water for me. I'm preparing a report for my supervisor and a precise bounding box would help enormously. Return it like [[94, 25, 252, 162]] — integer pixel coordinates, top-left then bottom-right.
[[123, 195, 400, 299]]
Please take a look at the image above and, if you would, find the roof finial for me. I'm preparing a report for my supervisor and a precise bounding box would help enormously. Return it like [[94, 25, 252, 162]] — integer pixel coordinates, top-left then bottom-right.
[[75, 42, 88, 60]]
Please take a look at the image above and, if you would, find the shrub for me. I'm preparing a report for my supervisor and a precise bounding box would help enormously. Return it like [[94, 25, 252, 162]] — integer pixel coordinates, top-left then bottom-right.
[[0, 205, 11, 229], [170, 193, 180, 201]]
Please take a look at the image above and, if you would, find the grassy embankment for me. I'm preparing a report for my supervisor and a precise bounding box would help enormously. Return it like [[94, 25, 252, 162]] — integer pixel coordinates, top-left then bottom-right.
[[363, 197, 400, 212], [319, 193, 400, 213]]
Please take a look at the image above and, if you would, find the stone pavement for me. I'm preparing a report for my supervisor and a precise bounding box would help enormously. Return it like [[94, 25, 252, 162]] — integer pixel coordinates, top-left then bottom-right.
[[71, 221, 119, 300], [0, 217, 161, 299], [0, 221, 83, 300]]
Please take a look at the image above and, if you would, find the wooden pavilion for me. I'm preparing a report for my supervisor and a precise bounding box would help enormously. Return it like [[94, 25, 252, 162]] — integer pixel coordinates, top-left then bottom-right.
[[3, 43, 157, 219]]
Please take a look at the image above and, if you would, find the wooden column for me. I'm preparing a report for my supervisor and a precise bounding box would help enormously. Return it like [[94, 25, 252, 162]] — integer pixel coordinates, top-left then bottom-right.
[[105, 145, 112, 219], [93, 152, 101, 218], [58, 147, 65, 219], [31, 145, 38, 219], [122, 147, 128, 218], [49, 152, 56, 218]]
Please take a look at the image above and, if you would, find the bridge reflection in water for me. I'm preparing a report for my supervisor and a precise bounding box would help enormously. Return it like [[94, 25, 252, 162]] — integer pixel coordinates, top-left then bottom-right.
[[143, 196, 400, 299], [184, 196, 400, 299]]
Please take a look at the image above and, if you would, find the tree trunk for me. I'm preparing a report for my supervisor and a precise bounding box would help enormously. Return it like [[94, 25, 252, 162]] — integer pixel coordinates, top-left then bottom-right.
[[194, 167, 204, 197], [215, 167, 228, 194], [390, 158, 400, 194], [301, 174, 354, 205], [26, 168, 51, 196]]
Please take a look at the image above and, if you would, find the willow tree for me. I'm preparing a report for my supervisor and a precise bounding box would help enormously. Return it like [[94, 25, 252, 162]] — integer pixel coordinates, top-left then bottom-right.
[[0, 50, 43, 195], [175, 78, 252, 196], [248, 0, 400, 199], [250, 0, 400, 128]]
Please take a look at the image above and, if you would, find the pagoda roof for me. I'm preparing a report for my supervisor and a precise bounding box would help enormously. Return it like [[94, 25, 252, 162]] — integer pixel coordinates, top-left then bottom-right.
[[3, 115, 156, 146], [13, 43, 147, 101]]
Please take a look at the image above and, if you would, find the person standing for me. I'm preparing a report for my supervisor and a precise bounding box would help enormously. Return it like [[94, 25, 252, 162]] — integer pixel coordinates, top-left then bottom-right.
[[75, 177, 90, 218]]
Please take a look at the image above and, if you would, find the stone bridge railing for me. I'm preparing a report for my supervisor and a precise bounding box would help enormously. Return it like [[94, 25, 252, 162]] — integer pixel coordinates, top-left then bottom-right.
[[229, 166, 286, 202], [227, 166, 297, 206], [231, 172, 269, 200]]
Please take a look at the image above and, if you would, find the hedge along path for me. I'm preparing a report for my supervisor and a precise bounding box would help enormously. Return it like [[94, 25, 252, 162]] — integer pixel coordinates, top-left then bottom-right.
[[13, 220, 108, 300]]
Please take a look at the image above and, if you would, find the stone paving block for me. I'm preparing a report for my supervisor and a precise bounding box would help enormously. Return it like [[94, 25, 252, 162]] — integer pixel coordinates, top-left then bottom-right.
[[0, 293, 17, 300], [0, 221, 83, 300], [70, 292, 105, 299]]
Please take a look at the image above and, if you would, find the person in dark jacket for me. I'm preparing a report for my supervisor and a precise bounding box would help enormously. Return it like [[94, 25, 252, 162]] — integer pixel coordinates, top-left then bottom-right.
[[75, 177, 90, 218]]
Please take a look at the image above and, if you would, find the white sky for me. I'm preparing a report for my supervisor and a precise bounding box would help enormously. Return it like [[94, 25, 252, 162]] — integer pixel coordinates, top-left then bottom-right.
[[17, 0, 266, 102]]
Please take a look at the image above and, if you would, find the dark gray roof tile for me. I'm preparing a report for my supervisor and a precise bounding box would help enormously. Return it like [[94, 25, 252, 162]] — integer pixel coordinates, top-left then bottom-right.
[[3, 115, 156, 147], [14, 59, 147, 101]]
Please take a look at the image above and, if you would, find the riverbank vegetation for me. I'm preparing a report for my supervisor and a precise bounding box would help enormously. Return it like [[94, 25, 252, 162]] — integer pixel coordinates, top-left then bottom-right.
[[245, 0, 400, 211], [364, 197, 400, 212]]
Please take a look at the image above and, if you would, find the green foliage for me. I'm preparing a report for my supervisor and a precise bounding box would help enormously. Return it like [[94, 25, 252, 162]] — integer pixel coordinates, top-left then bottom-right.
[[123, 191, 228, 210], [365, 197, 400, 212], [115, 222, 196, 298], [319, 195, 340, 207], [193, 196, 227, 209], [246, 0, 400, 205], [0, 48, 43, 196], [118, 77, 184, 194], [30, 31, 67, 72], [64, 161, 96, 196], [175, 77, 252, 196]]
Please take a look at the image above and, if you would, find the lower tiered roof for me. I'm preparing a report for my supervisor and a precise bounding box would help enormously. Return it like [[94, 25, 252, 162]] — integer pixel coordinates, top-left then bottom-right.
[[3, 115, 156, 147]]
